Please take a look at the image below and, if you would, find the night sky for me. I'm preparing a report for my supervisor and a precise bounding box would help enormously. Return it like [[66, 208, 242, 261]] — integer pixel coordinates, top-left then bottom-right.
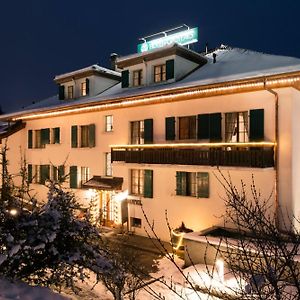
[[1, 0, 300, 113]]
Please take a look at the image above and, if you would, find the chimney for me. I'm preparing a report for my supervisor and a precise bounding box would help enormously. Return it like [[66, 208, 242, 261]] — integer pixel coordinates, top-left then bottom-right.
[[110, 53, 118, 71], [213, 53, 217, 64]]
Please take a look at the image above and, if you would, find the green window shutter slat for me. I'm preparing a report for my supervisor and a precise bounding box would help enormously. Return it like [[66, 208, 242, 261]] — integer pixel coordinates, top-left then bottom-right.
[[166, 59, 175, 80], [54, 127, 60, 144], [197, 172, 209, 198], [144, 170, 153, 198], [28, 164, 33, 183], [121, 70, 129, 88], [209, 113, 222, 141], [40, 165, 50, 184], [70, 166, 78, 188], [86, 78, 90, 95], [52, 166, 58, 181], [28, 130, 33, 149], [250, 109, 264, 141], [144, 119, 153, 144], [197, 114, 210, 139], [41, 128, 50, 145], [88, 124, 96, 147], [71, 125, 78, 148], [58, 165, 65, 181], [176, 172, 184, 195], [58, 85, 65, 100], [165, 117, 176, 140]]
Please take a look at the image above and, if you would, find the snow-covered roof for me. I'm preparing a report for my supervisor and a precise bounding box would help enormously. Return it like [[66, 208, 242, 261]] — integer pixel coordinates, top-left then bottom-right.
[[3, 45, 300, 120], [54, 64, 120, 82]]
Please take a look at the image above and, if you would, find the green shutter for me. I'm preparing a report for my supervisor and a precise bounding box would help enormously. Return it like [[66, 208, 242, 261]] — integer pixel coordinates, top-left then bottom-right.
[[197, 172, 209, 198], [144, 119, 153, 144], [40, 165, 50, 184], [28, 130, 33, 149], [58, 165, 65, 182], [71, 125, 78, 148], [121, 70, 129, 88], [176, 172, 186, 196], [86, 78, 90, 95], [165, 117, 176, 140], [58, 85, 65, 100], [54, 127, 60, 144], [88, 124, 96, 147], [28, 164, 33, 183], [41, 128, 50, 145], [250, 109, 264, 141], [197, 114, 210, 139], [209, 113, 222, 141], [70, 166, 78, 188], [52, 166, 58, 181], [144, 170, 153, 198], [166, 59, 175, 80]]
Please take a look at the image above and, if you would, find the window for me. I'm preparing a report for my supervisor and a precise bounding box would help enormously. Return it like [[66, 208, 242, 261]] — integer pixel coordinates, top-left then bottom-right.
[[51, 127, 60, 144], [131, 217, 142, 228], [154, 64, 166, 83], [38, 165, 50, 184], [176, 172, 209, 198], [67, 86, 74, 99], [34, 128, 50, 148], [105, 152, 112, 176], [81, 81, 87, 96], [130, 169, 153, 198], [133, 70, 143, 87], [225, 112, 249, 143], [131, 120, 144, 144], [105, 115, 113, 132], [52, 165, 65, 182], [71, 124, 95, 148], [80, 167, 90, 187], [179, 116, 197, 140]]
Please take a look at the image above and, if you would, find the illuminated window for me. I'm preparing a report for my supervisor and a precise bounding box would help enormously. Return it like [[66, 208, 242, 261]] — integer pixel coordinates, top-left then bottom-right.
[[225, 112, 249, 143], [105, 152, 112, 176], [67, 86, 74, 99], [105, 115, 113, 132], [80, 125, 89, 147], [133, 69, 143, 86], [131, 169, 144, 196], [154, 64, 166, 83], [81, 81, 87, 96], [179, 116, 197, 140], [176, 172, 209, 198], [131, 120, 144, 144], [80, 167, 90, 187]]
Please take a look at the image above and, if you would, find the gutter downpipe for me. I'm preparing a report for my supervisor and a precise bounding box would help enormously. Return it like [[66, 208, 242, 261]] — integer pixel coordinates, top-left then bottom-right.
[[264, 78, 280, 229]]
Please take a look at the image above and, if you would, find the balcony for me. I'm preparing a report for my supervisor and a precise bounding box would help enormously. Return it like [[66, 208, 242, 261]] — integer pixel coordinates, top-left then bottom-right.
[[111, 142, 275, 168]]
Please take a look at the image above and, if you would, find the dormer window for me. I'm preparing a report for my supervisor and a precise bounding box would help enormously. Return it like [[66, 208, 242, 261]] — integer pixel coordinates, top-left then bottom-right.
[[154, 64, 166, 83], [81, 81, 87, 96], [67, 86, 74, 99], [133, 70, 143, 87]]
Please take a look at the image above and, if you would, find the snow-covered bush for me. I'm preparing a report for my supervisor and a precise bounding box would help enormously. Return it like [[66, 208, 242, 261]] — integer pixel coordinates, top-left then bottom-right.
[[0, 180, 111, 291]]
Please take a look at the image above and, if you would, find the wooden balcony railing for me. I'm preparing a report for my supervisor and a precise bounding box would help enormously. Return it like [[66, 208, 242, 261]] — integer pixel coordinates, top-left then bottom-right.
[[111, 144, 275, 168]]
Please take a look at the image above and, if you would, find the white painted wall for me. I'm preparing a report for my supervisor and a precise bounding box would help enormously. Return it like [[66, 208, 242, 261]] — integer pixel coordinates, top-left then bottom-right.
[[5, 87, 297, 240]]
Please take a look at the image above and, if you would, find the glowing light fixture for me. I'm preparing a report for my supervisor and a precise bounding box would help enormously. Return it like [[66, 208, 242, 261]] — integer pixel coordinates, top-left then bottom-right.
[[113, 190, 128, 202], [9, 209, 18, 216]]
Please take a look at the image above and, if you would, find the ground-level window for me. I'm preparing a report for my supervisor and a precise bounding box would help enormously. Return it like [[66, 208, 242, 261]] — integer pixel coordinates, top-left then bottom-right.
[[225, 112, 249, 143], [131, 217, 142, 228], [81, 167, 90, 187], [105, 152, 112, 176], [130, 169, 153, 198], [176, 171, 209, 198]]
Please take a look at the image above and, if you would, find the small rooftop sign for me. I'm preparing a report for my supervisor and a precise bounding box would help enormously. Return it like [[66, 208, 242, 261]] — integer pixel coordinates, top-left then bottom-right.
[[137, 26, 198, 53]]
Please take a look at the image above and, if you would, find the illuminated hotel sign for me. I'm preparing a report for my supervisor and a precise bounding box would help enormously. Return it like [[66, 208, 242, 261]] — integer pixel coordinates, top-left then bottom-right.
[[137, 27, 198, 53]]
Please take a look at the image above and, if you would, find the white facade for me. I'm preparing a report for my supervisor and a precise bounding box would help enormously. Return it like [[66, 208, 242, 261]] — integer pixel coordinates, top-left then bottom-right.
[[2, 44, 300, 241]]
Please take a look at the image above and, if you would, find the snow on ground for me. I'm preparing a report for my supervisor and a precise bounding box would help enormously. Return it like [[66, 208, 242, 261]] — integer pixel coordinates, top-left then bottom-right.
[[0, 277, 69, 300]]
